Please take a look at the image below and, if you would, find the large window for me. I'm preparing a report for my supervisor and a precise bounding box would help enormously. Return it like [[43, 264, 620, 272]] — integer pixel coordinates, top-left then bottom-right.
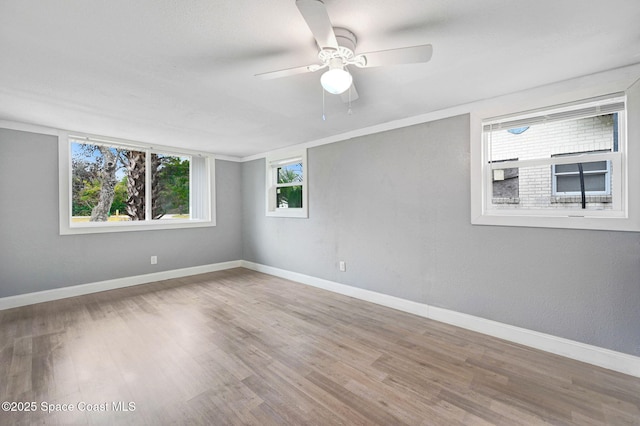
[[266, 149, 308, 218], [59, 134, 215, 234], [471, 89, 640, 232]]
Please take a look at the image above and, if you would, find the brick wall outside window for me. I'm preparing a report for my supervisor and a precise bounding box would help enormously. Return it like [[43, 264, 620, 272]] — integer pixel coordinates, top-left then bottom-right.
[[489, 115, 614, 210]]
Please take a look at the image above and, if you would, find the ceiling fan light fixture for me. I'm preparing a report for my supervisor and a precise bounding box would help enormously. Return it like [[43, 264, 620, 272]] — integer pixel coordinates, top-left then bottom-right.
[[320, 66, 352, 95]]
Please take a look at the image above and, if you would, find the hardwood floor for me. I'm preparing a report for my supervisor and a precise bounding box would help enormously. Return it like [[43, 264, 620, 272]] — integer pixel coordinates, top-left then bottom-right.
[[1, 268, 639, 425]]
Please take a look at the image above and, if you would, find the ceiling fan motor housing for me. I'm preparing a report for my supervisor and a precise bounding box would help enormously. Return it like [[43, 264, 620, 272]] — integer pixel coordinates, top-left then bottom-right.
[[334, 27, 356, 51], [317, 28, 366, 68]]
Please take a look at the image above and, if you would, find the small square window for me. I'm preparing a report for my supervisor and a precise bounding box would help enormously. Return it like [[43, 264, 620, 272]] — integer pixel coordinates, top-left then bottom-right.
[[266, 150, 308, 218]]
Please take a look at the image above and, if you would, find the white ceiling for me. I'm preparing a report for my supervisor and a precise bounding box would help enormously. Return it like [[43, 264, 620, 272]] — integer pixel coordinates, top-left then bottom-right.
[[1, 0, 639, 158]]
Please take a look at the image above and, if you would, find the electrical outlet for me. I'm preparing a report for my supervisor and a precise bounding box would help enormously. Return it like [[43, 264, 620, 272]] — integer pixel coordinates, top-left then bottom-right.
[[150, 256, 157, 265], [339, 260, 346, 272]]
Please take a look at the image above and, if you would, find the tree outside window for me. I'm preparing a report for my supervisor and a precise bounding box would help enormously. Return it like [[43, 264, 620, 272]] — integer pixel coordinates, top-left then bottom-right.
[[71, 142, 190, 222]]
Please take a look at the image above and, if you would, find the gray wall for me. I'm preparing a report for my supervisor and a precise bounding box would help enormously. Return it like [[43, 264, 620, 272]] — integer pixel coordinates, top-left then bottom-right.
[[0, 128, 242, 298], [242, 114, 640, 357], [2, 119, 639, 357]]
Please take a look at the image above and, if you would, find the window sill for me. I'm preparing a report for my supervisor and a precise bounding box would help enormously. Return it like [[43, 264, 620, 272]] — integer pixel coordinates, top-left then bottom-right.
[[492, 197, 520, 204], [60, 218, 216, 235], [551, 195, 612, 204], [472, 213, 639, 232], [266, 209, 308, 219]]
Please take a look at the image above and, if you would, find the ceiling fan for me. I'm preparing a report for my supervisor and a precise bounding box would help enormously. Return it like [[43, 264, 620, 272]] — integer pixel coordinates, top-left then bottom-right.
[[255, 0, 433, 103]]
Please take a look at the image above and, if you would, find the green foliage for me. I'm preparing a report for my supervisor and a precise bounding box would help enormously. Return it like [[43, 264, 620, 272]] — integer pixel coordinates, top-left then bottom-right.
[[155, 156, 190, 215], [73, 179, 99, 216], [277, 186, 302, 208], [277, 163, 303, 183], [276, 163, 303, 208], [111, 177, 128, 214], [72, 176, 127, 216]]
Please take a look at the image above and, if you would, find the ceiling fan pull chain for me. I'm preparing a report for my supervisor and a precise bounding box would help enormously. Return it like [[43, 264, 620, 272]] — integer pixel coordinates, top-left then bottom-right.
[[347, 86, 353, 115], [322, 87, 326, 121]]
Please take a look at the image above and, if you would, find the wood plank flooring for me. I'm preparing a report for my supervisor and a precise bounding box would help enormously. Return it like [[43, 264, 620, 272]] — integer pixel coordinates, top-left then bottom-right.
[[1, 268, 639, 425]]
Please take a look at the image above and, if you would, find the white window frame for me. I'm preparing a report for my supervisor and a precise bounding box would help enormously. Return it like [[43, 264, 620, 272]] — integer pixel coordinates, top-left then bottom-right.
[[470, 81, 640, 232], [59, 132, 216, 235], [265, 149, 308, 218]]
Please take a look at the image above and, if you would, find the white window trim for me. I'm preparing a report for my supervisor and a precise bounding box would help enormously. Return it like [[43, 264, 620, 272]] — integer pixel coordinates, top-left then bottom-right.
[[265, 149, 308, 218], [470, 80, 640, 232], [58, 131, 216, 235]]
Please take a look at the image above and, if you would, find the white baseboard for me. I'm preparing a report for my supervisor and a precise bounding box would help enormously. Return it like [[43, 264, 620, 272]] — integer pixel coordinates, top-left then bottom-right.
[[240, 260, 640, 378], [0, 260, 241, 311]]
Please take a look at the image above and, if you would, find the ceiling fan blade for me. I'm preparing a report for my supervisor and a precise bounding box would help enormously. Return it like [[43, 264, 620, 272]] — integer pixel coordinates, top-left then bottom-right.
[[359, 44, 433, 68], [255, 64, 315, 80], [296, 0, 339, 50]]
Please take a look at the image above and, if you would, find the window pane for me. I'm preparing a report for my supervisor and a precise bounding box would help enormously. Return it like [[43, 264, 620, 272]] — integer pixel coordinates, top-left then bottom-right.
[[71, 142, 132, 222], [554, 163, 579, 174], [151, 153, 190, 220], [556, 174, 606, 193], [277, 163, 303, 184], [492, 167, 519, 200], [555, 161, 607, 174], [553, 159, 610, 195], [581, 161, 608, 173], [489, 114, 617, 163], [277, 186, 303, 208]]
